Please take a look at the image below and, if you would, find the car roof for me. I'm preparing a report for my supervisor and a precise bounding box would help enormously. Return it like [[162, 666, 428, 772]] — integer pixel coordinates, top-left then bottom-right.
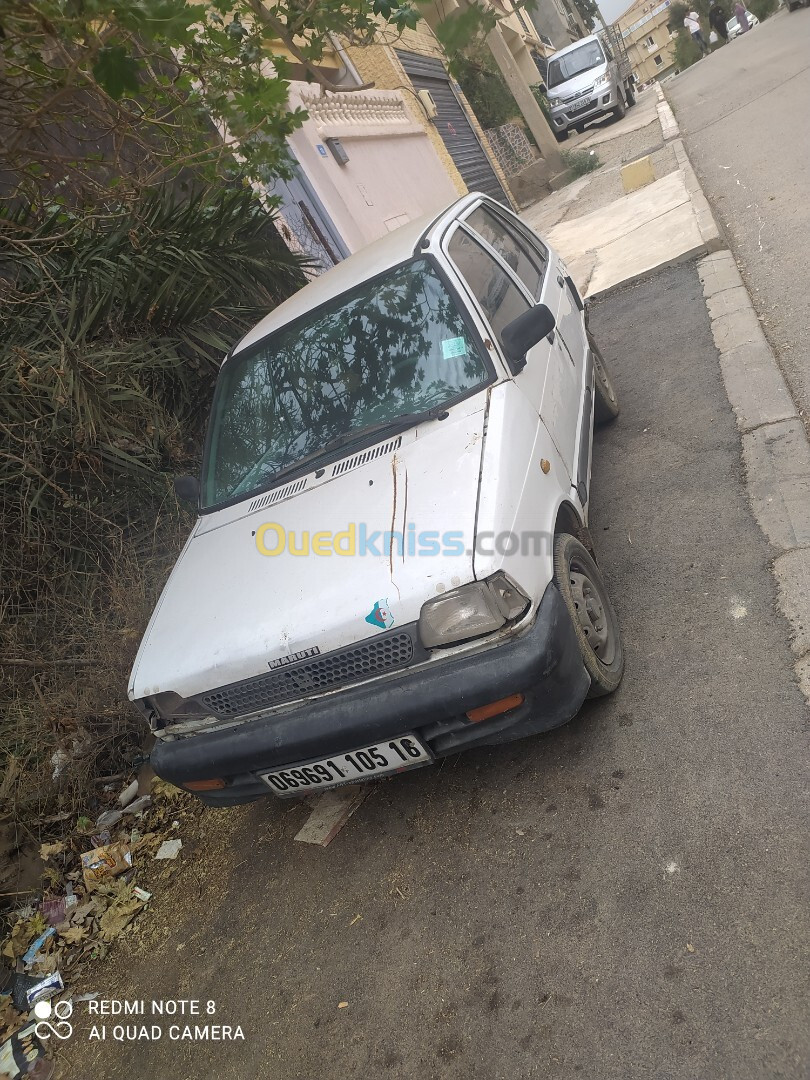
[[549, 34, 601, 60], [232, 192, 481, 357]]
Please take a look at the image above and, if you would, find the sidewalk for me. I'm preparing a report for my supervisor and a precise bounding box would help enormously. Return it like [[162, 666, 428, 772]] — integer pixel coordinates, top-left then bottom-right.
[[521, 87, 720, 297], [525, 70, 810, 710]]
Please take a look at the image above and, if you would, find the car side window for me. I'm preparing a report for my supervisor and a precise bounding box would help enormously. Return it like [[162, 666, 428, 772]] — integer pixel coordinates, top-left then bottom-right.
[[464, 207, 548, 302], [447, 227, 531, 345]]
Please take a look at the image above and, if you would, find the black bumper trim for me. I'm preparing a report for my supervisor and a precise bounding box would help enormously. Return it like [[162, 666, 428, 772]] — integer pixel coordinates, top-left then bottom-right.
[[151, 581, 590, 803]]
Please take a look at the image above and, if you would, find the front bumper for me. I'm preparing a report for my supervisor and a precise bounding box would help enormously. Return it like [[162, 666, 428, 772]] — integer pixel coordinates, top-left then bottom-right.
[[550, 88, 618, 132], [151, 581, 591, 805]]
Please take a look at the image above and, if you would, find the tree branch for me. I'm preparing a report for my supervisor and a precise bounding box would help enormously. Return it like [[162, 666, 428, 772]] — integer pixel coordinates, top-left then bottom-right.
[[244, 0, 375, 91]]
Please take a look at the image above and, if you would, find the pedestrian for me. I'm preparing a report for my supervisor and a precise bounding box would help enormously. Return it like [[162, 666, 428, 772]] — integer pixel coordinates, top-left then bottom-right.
[[709, 2, 729, 39], [684, 9, 710, 54], [733, 1, 751, 31]]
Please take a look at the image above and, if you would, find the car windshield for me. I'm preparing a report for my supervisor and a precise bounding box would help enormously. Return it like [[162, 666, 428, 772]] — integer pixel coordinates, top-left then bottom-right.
[[547, 41, 606, 88], [201, 258, 491, 509]]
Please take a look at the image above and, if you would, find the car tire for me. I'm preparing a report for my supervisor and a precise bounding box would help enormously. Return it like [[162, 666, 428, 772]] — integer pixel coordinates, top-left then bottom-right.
[[625, 83, 636, 107], [553, 533, 624, 698], [613, 92, 626, 120], [555, 128, 569, 142], [589, 331, 620, 425]]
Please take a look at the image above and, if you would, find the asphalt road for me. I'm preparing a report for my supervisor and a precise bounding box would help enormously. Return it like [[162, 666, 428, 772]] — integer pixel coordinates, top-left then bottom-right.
[[65, 264, 809, 1080], [666, 8, 810, 426]]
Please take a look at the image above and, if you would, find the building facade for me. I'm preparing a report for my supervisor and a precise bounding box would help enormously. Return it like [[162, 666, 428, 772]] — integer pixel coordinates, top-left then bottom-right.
[[526, 0, 589, 52], [616, 0, 677, 83], [266, 6, 565, 272]]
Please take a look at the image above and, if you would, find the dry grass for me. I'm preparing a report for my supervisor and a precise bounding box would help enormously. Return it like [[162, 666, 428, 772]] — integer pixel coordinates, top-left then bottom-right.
[[0, 187, 307, 856]]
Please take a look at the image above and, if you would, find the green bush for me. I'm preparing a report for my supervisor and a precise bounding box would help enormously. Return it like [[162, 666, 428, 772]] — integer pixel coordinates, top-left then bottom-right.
[[452, 51, 518, 130], [674, 27, 703, 69], [561, 148, 602, 177], [532, 85, 553, 123], [0, 185, 307, 811], [747, 0, 776, 20]]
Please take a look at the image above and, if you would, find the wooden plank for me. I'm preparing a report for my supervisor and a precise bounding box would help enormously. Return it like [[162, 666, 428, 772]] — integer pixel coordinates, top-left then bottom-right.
[[293, 786, 369, 847]]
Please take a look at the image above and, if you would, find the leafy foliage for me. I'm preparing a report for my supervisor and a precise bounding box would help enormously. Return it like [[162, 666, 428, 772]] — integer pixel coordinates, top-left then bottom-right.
[[532, 85, 552, 123], [0, 0, 426, 206], [1, 185, 306, 574], [571, 0, 599, 31], [0, 186, 307, 806], [668, 2, 693, 30], [561, 148, 601, 176], [673, 26, 702, 68], [450, 47, 520, 130], [433, 4, 500, 57], [746, 0, 777, 21]]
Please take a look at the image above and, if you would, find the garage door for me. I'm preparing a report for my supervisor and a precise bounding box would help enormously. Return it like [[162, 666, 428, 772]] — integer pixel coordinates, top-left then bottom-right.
[[396, 51, 511, 206]]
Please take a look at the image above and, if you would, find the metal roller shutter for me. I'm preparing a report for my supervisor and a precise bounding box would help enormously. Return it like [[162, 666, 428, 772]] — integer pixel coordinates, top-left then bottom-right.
[[396, 51, 511, 206]]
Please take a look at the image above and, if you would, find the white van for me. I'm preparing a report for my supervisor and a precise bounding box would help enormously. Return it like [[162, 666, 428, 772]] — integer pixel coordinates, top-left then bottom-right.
[[129, 193, 624, 804], [546, 29, 636, 141]]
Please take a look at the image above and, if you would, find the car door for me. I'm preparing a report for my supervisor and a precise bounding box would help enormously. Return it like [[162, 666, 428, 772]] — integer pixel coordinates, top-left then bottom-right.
[[448, 203, 582, 480]]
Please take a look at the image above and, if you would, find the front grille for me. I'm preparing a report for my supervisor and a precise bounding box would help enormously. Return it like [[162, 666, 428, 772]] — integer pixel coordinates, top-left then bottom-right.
[[200, 631, 415, 718], [564, 85, 593, 104]]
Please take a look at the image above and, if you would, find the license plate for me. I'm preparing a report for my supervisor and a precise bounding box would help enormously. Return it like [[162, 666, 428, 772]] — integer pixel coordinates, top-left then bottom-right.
[[570, 98, 594, 114], [260, 735, 432, 798]]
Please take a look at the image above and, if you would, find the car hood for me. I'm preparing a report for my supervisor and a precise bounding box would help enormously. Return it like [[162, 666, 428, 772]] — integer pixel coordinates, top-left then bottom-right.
[[129, 396, 489, 701]]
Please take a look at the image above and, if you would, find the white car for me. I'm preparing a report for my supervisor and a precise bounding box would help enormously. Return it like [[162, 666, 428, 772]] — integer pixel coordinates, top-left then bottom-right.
[[130, 193, 625, 805], [727, 10, 760, 36]]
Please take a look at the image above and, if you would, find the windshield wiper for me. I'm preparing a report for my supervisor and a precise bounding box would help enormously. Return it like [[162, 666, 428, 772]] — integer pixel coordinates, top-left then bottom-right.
[[244, 406, 450, 496], [321, 406, 449, 457]]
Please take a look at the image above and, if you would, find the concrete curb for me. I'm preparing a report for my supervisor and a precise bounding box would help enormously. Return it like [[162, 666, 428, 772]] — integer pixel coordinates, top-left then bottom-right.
[[697, 248, 810, 701], [654, 82, 680, 141], [672, 139, 723, 252]]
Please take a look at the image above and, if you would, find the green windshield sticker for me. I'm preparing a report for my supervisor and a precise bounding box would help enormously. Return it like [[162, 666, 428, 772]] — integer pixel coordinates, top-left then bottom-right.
[[441, 336, 468, 360]]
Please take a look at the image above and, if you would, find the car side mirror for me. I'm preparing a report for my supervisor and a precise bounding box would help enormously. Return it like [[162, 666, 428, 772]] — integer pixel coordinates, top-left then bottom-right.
[[500, 304, 557, 372], [174, 475, 200, 504]]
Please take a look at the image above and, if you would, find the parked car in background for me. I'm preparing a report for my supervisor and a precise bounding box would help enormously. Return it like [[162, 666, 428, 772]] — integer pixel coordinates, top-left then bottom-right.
[[727, 9, 760, 35], [130, 193, 625, 806], [545, 27, 636, 142]]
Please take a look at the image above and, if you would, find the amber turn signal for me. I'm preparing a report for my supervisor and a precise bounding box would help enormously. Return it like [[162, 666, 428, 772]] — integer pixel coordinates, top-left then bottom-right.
[[465, 693, 525, 724], [182, 778, 226, 791]]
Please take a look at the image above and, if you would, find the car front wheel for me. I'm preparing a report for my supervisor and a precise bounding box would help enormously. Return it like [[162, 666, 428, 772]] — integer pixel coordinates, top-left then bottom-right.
[[553, 533, 624, 698], [589, 331, 620, 425]]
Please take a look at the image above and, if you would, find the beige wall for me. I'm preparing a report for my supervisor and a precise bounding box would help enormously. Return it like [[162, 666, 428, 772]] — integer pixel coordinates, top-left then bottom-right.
[[287, 82, 459, 253], [626, 26, 676, 81], [346, 38, 468, 197], [618, 0, 677, 81], [347, 26, 515, 208]]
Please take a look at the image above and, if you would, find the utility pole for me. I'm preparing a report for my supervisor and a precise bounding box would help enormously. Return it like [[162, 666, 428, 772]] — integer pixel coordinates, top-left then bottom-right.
[[485, 24, 566, 178]]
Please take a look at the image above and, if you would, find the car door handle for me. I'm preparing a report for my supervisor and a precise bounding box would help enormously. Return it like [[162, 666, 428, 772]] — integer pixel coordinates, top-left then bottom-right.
[[556, 273, 565, 287]]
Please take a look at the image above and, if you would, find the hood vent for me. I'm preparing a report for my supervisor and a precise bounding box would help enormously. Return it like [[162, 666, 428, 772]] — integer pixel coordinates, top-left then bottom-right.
[[331, 436, 402, 478], [245, 435, 402, 513], [248, 477, 307, 515]]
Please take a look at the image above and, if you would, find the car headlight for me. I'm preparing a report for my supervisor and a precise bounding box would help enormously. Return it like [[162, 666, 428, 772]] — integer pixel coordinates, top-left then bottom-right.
[[418, 572, 530, 649], [593, 72, 610, 87], [135, 691, 215, 733]]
